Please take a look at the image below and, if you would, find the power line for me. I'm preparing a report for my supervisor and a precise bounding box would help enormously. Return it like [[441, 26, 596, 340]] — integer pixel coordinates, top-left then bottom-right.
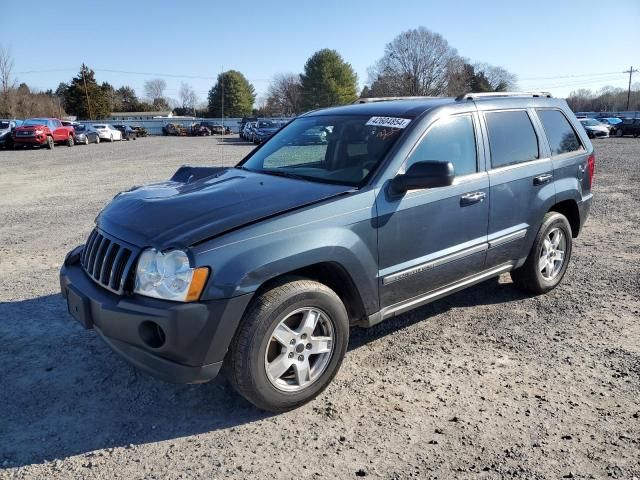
[[518, 70, 623, 81]]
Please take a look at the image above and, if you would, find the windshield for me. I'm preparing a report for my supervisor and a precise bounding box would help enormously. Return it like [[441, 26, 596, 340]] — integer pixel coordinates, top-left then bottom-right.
[[605, 118, 622, 125], [74, 125, 86, 131], [23, 119, 48, 126], [257, 120, 277, 129], [240, 115, 409, 186], [581, 119, 602, 126], [0, 121, 9, 129]]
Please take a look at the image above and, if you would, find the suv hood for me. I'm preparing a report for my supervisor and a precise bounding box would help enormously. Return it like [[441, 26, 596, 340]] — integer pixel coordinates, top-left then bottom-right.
[[97, 167, 353, 247]]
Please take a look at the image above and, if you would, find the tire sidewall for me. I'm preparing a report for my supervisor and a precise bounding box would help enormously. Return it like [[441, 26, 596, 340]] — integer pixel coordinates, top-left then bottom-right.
[[238, 285, 349, 411], [532, 214, 573, 291]]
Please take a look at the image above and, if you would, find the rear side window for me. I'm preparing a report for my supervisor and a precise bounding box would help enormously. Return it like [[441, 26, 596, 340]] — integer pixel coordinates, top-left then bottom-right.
[[485, 110, 539, 168], [406, 114, 477, 176], [537, 110, 583, 156]]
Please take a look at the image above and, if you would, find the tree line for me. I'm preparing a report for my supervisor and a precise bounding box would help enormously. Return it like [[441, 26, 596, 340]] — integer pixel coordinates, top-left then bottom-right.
[[1, 27, 517, 120], [566, 85, 640, 112]]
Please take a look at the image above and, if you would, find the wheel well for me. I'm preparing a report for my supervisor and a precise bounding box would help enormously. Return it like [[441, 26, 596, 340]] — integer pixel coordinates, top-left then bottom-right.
[[256, 262, 367, 325], [549, 200, 580, 237]]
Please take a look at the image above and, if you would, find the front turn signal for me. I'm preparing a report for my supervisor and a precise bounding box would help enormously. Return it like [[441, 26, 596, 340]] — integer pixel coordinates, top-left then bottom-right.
[[186, 267, 210, 302]]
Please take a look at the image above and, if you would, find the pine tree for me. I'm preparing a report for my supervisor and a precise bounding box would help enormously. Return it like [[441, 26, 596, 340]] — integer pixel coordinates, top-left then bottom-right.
[[300, 49, 358, 111], [63, 65, 110, 119], [207, 70, 255, 117]]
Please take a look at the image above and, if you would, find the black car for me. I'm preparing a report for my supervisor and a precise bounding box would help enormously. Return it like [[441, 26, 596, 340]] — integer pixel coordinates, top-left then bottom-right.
[[200, 121, 231, 135], [190, 123, 211, 136], [611, 118, 640, 137], [113, 124, 137, 141], [131, 125, 148, 137]]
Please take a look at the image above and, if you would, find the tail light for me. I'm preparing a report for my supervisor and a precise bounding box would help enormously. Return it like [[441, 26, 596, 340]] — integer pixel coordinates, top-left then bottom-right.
[[587, 153, 595, 187]]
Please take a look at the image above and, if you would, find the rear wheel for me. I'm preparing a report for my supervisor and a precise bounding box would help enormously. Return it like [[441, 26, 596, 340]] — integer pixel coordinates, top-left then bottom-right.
[[511, 212, 573, 294], [226, 279, 349, 412]]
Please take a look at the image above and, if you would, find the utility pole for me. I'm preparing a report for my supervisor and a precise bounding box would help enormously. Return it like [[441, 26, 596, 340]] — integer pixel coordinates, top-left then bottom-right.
[[81, 64, 93, 120], [624, 66, 638, 111]]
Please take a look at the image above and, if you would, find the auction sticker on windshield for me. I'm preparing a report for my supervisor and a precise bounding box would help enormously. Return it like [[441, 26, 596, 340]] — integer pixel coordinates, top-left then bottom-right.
[[365, 117, 411, 129]]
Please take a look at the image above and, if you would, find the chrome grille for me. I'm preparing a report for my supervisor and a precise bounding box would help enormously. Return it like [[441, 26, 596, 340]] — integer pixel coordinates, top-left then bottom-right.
[[81, 229, 137, 294]]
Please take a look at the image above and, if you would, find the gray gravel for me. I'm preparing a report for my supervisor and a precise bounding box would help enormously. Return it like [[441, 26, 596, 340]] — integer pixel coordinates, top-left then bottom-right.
[[0, 136, 639, 479]]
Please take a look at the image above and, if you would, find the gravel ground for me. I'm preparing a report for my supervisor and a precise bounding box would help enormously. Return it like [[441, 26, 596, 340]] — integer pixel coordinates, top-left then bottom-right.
[[0, 136, 638, 480]]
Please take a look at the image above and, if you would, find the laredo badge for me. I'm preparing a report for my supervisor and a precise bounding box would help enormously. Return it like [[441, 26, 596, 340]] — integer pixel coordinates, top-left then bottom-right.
[[365, 116, 412, 129]]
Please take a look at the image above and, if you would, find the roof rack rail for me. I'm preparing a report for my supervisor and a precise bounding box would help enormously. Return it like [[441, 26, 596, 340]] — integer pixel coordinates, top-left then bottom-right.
[[353, 96, 440, 104], [456, 91, 553, 101]]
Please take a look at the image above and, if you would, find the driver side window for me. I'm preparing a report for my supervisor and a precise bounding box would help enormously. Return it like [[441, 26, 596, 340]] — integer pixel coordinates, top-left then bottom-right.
[[406, 115, 477, 177]]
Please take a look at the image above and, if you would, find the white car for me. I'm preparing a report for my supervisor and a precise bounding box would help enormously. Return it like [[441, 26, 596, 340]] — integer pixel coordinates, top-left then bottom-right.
[[579, 119, 609, 139], [93, 124, 122, 142]]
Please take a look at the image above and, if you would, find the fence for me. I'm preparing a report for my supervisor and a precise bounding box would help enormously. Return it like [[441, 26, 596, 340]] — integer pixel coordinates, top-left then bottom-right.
[[77, 117, 294, 136]]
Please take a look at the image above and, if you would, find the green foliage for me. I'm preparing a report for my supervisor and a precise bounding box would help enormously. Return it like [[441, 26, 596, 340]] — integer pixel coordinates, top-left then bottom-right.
[[207, 70, 255, 117], [300, 49, 358, 111], [62, 65, 110, 119]]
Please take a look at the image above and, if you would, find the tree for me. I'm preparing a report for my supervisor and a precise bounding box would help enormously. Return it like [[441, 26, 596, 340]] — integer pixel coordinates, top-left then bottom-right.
[[62, 64, 110, 119], [207, 70, 255, 117], [266, 73, 302, 115], [367, 27, 458, 97], [178, 82, 198, 115], [0, 44, 15, 116], [101, 81, 120, 112], [114, 85, 141, 111], [472, 62, 517, 91], [300, 49, 358, 110], [144, 78, 167, 106]]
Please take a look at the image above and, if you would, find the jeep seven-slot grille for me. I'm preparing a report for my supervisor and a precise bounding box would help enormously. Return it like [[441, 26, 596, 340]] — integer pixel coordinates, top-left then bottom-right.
[[81, 229, 137, 295]]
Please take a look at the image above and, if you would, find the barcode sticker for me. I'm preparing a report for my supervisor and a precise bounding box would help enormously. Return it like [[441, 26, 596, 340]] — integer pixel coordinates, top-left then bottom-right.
[[365, 117, 411, 129]]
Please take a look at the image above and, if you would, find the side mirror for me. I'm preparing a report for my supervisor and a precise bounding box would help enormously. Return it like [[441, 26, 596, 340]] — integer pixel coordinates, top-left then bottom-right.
[[390, 161, 455, 194]]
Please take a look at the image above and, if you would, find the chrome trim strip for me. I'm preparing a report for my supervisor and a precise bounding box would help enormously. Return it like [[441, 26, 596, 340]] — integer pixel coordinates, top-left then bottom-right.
[[381, 263, 513, 320], [488, 229, 527, 249], [382, 243, 488, 285]]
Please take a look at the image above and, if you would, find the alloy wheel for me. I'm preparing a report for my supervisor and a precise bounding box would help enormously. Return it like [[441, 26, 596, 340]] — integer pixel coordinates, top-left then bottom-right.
[[264, 307, 335, 392], [539, 227, 566, 280]]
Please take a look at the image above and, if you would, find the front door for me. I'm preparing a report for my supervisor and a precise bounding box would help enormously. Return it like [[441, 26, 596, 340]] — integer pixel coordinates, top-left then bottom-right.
[[376, 113, 490, 309]]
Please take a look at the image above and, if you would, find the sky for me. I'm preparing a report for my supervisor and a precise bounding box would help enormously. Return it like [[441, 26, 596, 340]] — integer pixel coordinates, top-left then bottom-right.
[[1, 0, 639, 106]]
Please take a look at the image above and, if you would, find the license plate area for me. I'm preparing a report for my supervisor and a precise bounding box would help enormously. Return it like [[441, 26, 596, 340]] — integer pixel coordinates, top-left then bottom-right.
[[66, 285, 93, 329]]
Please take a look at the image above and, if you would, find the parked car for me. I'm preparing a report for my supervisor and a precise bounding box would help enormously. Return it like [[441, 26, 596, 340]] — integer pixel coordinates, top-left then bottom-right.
[[242, 121, 258, 141], [93, 124, 123, 142], [239, 117, 258, 139], [610, 118, 640, 137], [596, 117, 622, 128], [73, 124, 100, 145], [131, 125, 148, 137], [200, 121, 231, 135], [60, 92, 594, 412], [190, 123, 211, 136], [162, 123, 188, 136], [113, 124, 137, 141], [252, 120, 280, 144], [0, 119, 22, 149], [12, 118, 75, 149], [578, 118, 609, 138]]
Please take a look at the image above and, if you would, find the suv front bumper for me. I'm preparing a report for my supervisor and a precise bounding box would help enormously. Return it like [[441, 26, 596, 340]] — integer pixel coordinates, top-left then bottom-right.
[[59, 246, 252, 384]]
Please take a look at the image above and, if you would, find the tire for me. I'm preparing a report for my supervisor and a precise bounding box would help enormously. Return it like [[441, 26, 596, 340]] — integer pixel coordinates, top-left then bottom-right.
[[46, 136, 54, 150], [226, 279, 349, 412], [67, 135, 74, 147], [511, 212, 573, 294], [96, 136, 100, 144], [615, 129, 623, 137], [84, 137, 89, 145], [109, 134, 113, 142]]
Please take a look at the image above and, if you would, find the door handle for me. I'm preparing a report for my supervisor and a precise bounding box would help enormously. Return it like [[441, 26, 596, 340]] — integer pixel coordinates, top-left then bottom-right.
[[533, 173, 553, 186], [460, 191, 486, 206]]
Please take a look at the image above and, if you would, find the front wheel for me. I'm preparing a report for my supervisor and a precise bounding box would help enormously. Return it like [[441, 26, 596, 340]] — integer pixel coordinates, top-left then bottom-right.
[[46, 136, 54, 149], [511, 212, 573, 294], [67, 135, 74, 147], [95, 136, 100, 144], [226, 279, 349, 412], [109, 134, 113, 142], [615, 129, 624, 137], [84, 137, 89, 145]]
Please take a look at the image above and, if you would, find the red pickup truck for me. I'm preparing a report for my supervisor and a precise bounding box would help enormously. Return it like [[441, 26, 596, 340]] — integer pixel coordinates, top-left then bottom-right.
[[12, 118, 75, 149]]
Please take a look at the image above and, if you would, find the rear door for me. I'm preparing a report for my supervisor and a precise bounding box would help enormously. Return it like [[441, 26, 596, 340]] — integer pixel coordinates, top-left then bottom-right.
[[479, 108, 555, 268]]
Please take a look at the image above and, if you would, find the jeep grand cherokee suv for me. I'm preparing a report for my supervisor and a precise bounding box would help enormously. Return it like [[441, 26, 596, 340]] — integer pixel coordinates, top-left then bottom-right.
[[60, 92, 594, 412]]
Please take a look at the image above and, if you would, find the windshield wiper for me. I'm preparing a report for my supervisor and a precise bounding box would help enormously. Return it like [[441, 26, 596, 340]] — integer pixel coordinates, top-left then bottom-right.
[[254, 169, 311, 182]]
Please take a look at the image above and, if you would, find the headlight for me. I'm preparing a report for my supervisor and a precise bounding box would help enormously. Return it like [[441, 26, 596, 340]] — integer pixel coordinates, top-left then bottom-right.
[[35, 129, 43, 135], [134, 248, 209, 302]]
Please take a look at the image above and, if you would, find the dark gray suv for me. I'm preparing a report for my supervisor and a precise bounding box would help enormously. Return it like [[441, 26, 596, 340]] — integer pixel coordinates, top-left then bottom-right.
[[60, 92, 594, 411]]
